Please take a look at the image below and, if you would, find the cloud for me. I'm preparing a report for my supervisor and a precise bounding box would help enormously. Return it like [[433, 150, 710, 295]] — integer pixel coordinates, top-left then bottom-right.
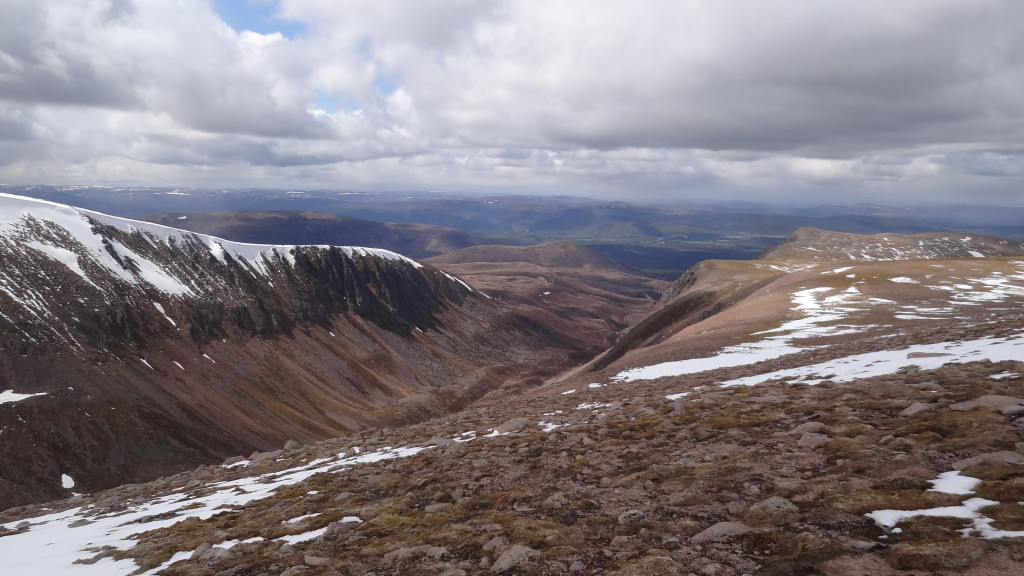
[[0, 0, 1022, 203]]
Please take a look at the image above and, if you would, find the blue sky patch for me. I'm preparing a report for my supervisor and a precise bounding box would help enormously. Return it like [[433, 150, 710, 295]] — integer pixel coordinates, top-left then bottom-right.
[[212, 0, 305, 38]]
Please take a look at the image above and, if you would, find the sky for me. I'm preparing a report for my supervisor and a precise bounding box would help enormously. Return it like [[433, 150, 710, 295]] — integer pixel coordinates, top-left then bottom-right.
[[0, 0, 1022, 204]]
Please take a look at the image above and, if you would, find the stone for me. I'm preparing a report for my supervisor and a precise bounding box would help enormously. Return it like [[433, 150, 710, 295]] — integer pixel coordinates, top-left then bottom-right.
[[691, 522, 754, 544], [222, 456, 244, 466], [750, 496, 799, 513], [651, 463, 682, 478], [610, 535, 631, 549], [950, 395, 1024, 415], [322, 520, 361, 540], [618, 509, 646, 525], [195, 545, 234, 562], [425, 502, 452, 513], [284, 440, 301, 450], [726, 501, 747, 515], [491, 545, 540, 573], [495, 418, 535, 433], [788, 421, 827, 435], [569, 560, 586, 571], [900, 402, 933, 417], [280, 567, 308, 576], [303, 554, 330, 566], [543, 492, 568, 507], [482, 536, 508, 552], [953, 451, 1024, 470], [249, 450, 278, 464], [797, 433, 831, 450]]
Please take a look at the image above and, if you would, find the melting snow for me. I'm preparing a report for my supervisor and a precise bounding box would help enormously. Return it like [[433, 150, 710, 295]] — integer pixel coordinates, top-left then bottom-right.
[[928, 471, 981, 495], [719, 331, 1024, 387], [153, 302, 177, 327], [60, 474, 75, 490], [0, 390, 47, 404], [867, 470, 1024, 540], [441, 271, 472, 291]]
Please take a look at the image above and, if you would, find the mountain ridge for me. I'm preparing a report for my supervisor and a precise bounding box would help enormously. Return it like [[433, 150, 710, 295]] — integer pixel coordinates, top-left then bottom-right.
[[0, 194, 578, 508]]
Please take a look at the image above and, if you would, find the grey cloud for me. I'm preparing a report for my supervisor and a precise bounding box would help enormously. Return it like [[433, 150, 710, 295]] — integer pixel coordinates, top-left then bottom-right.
[[0, 107, 33, 141], [1, 0, 1023, 204]]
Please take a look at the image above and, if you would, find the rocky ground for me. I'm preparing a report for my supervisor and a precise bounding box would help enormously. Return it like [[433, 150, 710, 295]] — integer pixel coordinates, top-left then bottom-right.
[[3, 330, 1024, 575]]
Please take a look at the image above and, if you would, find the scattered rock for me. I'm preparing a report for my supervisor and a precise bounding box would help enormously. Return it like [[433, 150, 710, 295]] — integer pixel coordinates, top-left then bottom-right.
[[569, 560, 586, 571], [651, 463, 682, 478], [491, 545, 540, 573], [482, 536, 508, 552], [248, 451, 278, 464], [750, 496, 799, 513], [789, 421, 827, 435], [691, 522, 754, 544], [950, 395, 1024, 415], [425, 502, 452, 513], [303, 554, 330, 566], [618, 509, 646, 525], [284, 440, 301, 450], [280, 567, 308, 576], [384, 545, 449, 564], [222, 456, 244, 466], [953, 451, 1024, 470], [543, 492, 568, 507], [495, 418, 535, 433], [610, 535, 631, 549], [900, 402, 933, 417], [194, 544, 234, 562], [797, 433, 831, 450], [322, 519, 361, 540]]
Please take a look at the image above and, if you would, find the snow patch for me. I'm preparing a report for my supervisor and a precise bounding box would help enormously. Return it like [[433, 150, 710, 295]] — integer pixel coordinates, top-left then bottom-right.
[[0, 390, 47, 404]]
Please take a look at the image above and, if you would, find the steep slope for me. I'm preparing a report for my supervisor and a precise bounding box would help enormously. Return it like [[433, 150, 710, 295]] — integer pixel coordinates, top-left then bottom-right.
[[0, 194, 569, 508], [141, 210, 482, 258], [3, 231, 1024, 575]]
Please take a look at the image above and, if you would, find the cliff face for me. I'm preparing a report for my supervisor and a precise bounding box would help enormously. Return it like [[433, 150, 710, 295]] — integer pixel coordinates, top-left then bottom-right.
[[0, 194, 555, 508]]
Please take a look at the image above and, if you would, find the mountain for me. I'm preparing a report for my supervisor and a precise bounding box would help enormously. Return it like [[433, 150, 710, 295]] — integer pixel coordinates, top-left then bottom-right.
[[13, 185, 1021, 280], [3, 225, 1024, 575], [561, 227, 1024, 378], [141, 210, 484, 259], [760, 227, 1024, 262], [0, 194, 579, 509]]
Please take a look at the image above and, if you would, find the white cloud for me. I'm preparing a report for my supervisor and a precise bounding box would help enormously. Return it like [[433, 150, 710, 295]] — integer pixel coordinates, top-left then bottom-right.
[[0, 0, 1022, 202]]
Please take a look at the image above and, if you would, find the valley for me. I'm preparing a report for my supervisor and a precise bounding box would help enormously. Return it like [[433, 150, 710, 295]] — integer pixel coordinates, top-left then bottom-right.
[[1, 193, 1024, 575]]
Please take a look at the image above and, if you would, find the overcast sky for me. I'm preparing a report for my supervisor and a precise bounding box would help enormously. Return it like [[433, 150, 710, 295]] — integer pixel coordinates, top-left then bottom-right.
[[0, 1, 1022, 204]]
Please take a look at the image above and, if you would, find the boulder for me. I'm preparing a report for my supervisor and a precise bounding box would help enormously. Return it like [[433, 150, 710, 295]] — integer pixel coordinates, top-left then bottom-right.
[[691, 521, 753, 544], [491, 545, 540, 573], [950, 395, 1024, 415]]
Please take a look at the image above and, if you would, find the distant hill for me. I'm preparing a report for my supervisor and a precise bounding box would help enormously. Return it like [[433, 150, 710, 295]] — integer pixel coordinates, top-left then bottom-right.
[[426, 240, 629, 272], [759, 227, 1024, 262], [141, 210, 484, 259]]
